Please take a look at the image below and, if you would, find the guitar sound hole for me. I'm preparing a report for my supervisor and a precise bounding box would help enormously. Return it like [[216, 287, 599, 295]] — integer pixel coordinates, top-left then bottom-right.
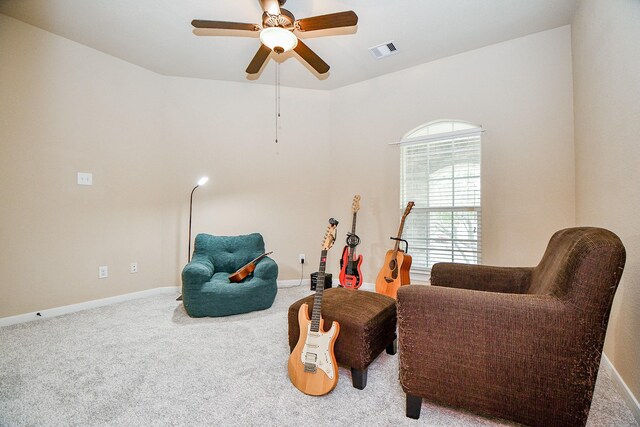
[[388, 259, 397, 270]]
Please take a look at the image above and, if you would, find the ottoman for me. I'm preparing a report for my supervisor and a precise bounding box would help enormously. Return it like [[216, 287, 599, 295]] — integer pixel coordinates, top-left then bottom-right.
[[288, 287, 397, 390]]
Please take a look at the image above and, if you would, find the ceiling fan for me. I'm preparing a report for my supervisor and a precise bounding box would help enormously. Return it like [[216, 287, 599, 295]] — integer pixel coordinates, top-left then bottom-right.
[[192, 0, 358, 76]]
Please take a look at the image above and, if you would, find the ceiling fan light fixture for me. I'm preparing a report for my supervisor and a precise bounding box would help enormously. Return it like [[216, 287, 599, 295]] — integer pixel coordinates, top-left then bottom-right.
[[260, 27, 297, 53]]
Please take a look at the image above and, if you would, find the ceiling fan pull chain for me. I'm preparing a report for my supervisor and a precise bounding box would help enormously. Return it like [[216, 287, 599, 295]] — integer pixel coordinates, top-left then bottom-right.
[[275, 62, 279, 143], [275, 62, 281, 143], [277, 62, 281, 119]]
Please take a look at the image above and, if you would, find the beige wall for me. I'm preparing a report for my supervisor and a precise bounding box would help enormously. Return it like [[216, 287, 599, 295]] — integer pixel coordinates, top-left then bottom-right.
[[0, 16, 576, 318], [158, 77, 332, 284], [572, 0, 640, 399], [327, 26, 576, 282], [0, 14, 167, 317], [0, 14, 331, 317]]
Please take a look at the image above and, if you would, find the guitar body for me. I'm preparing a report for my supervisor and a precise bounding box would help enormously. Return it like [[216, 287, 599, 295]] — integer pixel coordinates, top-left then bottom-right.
[[288, 303, 340, 396], [228, 251, 272, 283], [375, 250, 412, 299], [228, 263, 255, 283], [338, 246, 363, 289], [375, 201, 415, 299]]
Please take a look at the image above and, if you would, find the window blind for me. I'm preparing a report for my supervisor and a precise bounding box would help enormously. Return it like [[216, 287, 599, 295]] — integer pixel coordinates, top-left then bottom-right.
[[400, 130, 482, 271]]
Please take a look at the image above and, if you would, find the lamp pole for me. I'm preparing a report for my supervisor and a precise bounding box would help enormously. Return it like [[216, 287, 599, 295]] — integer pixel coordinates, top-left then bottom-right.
[[178, 176, 208, 301], [188, 176, 209, 262]]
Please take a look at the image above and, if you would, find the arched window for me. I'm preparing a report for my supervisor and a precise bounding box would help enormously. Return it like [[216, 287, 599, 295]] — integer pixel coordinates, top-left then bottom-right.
[[398, 120, 482, 272]]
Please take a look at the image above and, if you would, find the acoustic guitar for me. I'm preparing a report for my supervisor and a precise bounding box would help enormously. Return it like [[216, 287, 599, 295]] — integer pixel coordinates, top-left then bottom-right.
[[339, 195, 363, 289], [228, 251, 273, 283], [288, 218, 340, 396], [375, 201, 415, 299]]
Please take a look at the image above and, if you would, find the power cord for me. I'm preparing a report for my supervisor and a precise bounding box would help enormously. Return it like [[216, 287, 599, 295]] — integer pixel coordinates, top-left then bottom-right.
[[298, 258, 305, 287]]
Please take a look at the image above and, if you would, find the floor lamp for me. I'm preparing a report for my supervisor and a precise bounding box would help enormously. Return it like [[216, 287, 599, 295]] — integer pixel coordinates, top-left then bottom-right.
[[177, 176, 209, 301]]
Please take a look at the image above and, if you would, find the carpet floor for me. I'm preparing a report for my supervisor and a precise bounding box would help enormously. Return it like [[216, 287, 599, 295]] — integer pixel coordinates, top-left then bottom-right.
[[0, 286, 637, 426]]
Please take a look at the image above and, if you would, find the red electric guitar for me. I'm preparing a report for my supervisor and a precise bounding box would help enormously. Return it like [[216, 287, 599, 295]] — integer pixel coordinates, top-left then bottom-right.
[[339, 195, 363, 289]]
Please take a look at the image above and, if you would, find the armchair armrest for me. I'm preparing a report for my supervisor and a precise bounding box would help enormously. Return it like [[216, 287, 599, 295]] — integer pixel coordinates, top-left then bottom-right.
[[253, 257, 278, 281], [181, 255, 214, 288], [430, 262, 532, 294]]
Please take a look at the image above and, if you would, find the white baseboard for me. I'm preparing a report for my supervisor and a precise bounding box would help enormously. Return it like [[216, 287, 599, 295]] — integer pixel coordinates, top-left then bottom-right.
[[601, 353, 640, 425], [0, 279, 316, 327], [1, 280, 379, 328], [280, 278, 375, 292], [277, 279, 308, 288], [0, 286, 180, 328], [280, 279, 376, 291]]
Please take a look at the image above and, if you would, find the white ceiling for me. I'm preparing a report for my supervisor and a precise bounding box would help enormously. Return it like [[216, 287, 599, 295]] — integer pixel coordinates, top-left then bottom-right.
[[0, 0, 579, 90]]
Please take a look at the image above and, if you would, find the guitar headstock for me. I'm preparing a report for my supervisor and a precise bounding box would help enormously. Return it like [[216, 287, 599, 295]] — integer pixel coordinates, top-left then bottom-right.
[[351, 195, 361, 213], [321, 218, 339, 250], [403, 201, 415, 218]]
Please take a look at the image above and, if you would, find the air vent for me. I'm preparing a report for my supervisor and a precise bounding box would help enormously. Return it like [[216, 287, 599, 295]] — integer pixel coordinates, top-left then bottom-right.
[[369, 41, 399, 59]]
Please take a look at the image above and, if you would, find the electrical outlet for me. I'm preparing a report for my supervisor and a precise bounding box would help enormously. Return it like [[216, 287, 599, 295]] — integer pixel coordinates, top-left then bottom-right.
[[299, 254, 305, 264], [98, 266, 108, 279], [130, 262, 138, 274], [77, 172, 93, 186]]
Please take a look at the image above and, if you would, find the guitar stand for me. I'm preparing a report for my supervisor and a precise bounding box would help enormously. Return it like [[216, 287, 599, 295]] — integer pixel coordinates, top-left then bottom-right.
[[389, 237, 409, 254]]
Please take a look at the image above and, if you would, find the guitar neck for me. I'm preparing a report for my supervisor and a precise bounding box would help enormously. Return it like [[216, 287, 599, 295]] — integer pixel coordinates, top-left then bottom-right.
[[348, 212, 358, 261], [392, 213, 409, 256], [236, 251, 272, 272], [310, 249, 328, 333], [351, 212, 357, 235], [251, 251, 272, 265]]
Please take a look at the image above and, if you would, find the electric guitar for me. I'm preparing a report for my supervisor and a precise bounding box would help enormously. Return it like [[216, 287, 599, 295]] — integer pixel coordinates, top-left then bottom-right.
[[228, 251, 273, 283], [375, 201, 415, 299], [288, 218, 340, 396], [339, 195, 363, 289]]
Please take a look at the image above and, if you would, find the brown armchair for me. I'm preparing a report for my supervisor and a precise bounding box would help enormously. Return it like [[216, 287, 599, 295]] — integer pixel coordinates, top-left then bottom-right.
[[397, 227, 626, 427]]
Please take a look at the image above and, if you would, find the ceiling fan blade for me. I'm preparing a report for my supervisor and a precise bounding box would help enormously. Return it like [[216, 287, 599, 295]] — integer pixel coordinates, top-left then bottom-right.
[[295, 11, 358, 32], [259, 0, 281, 16], [192, 20, 260, 31], [246, 44, 272, 74], [293, 40, 330, 74]]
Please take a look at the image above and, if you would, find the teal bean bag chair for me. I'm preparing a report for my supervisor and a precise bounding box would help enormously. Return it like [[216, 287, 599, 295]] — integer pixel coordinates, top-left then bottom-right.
[[181, 233, 278, 317]]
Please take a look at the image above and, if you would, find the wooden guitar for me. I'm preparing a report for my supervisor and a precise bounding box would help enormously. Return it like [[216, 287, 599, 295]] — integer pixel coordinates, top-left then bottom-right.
[[375, 201, 415, 299], [228, 251, 273, 283], [339, 195, 363, 289], [288, 218, 340, 396]]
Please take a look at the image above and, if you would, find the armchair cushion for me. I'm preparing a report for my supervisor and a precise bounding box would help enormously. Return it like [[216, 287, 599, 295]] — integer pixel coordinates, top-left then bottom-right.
[[182, 233, 278, 317]]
